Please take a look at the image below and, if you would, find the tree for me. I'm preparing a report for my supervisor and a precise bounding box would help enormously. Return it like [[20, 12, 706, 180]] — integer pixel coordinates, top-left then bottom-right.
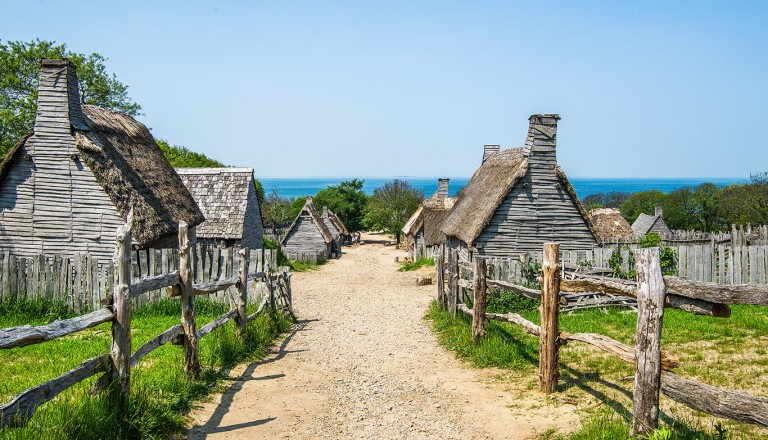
[[261, 188, 293, 236], [719, 180, 768, 227], [314, 179, 368, 232], [620, 190, 666, 223], [1, 39, 141, 154], [661, 187, 694, 230], [363, 179, 424, 243]]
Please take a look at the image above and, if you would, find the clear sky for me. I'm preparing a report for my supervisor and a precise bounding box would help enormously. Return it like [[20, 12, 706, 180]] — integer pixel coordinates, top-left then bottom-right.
[[2, 1, 767, 178]]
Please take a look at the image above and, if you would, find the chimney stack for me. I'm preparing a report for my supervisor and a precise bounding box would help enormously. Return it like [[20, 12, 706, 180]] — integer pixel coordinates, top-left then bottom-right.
[[437, 178, 449, 199], [523, 114, 559, 164], [655, 205, 663, 217], [323, 206, 329, 218], [36, 59, 89, 133], [482, 145, 500, 163]]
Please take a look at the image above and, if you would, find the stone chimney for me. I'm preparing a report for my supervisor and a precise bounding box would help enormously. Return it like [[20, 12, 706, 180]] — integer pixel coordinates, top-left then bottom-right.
[[482, 145, 500, 163], [35, 59, 89, 133], [523, 114, 560, 165], [655, 205, 663, 217], [323, 206, 329, 218], [437, 178, 449, 199]]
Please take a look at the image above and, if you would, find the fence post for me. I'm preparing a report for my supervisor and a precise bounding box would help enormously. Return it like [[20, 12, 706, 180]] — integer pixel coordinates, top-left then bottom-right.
[[236, 248, 250, 339], [540, 243, 560, 394], [435, 250, 445, 307], [179, 222, 200, 379], [449, 249, 459, 317], [110, 220, 132, 409], [471, 257, 487, 343], [631, 247, 666, 437]]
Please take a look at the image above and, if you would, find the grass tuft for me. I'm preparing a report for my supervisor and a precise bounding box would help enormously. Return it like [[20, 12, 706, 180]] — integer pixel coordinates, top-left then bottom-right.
[[399, 257, 434, 272]]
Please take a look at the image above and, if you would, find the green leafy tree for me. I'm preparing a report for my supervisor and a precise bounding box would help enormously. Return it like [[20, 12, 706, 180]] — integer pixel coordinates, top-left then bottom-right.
[[1, 39, 141, 154], [661, 187, 694, 230], [620, 190, 666, 223], [289, 196, 308, 221], [362, 179, 423, 243], [314, 179, 368, 232], [262, 188, 293, 236], [718, 179, 768, 227], [690, 183, 722, 232]]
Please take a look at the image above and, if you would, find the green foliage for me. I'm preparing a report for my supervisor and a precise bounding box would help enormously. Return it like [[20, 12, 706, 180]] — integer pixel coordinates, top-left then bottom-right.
[[363, 179, 424, 243], [637, 232, 662, 248], [581, 191, 631, 210], [620, 190, 666, 223], [521, 259, 542, 288], [156, 139, 225, 168], [314, 179, 368, 232], [287, 258, 325, 272], [262, 188, 294, 234], [486, 290, 539, 314], [0, 39, 141, 155], [289, 196, 308, 221], [398, 256, 434, 272]]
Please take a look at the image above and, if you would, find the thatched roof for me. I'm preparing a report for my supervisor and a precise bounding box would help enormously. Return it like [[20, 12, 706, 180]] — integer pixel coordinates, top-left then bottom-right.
[[327, 209, 349, 236], [441, 148, 529, 244], [282, 197, 334, 244], [401, 193, 455, 246], [401, 205, 424, 236], [588, 208, 635, 241], [176, 168, 258, 240], [73, 105, 204, 247]]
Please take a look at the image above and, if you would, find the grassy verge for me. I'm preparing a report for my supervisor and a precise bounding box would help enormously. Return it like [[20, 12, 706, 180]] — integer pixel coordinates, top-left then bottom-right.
[[424, 297, 768, 439], [398, 257, 434, 272], [0, 296, 292, 440], [288, 258, 326, 272]]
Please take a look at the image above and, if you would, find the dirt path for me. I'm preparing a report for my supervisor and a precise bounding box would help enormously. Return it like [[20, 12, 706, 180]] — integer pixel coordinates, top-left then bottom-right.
[[188, 234, 579, 439]]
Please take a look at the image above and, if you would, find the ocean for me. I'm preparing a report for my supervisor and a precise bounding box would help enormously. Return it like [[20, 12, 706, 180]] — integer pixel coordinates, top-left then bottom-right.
[[259, 177, 746, 199]]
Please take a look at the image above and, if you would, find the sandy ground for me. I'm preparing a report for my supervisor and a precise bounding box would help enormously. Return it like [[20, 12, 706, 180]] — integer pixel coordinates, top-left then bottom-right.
[[188, 234, 580, 439]]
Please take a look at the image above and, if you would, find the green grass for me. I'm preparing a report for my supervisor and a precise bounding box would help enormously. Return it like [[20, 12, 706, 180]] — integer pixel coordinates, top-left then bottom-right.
[[398, 257, 434, 272], [0, 296, 292, 439], [288, 258, 326, 272]]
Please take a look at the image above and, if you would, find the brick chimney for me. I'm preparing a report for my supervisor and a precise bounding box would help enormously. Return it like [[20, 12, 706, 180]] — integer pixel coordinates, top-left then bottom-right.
[[523, 114, 559, 165], [35, 59, 89, 133], [437, 178, 449, 199], [655, 205, 663, 217], [482, 145, 500, 163]]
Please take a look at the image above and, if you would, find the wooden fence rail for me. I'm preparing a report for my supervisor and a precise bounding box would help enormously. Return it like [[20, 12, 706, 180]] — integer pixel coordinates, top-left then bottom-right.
[[0, 221, 293, 429], [437, 243, 768, 436]]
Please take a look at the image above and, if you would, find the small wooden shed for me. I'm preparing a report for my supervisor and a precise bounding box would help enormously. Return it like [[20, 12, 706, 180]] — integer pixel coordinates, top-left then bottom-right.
[[631, 206, 672, 237], [588, 208, 635, 242], [442, 114, 598, 261], [402, 178, 455, 260], [0, 59, 204, 261], [281, 197, 335, 260], [321, 206, 350, 247], [176, 168, 264, 249]]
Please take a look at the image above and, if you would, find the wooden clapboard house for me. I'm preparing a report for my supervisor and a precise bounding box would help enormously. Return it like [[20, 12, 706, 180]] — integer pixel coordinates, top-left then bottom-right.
[[176, 168, 264, 249], [321, 206, 350, 247], [631, 206, 672, 237], [402, 178, 455, 260], [442, 115, 598, 261], [281, 197, 336, 260], [0, 59, 204, 262]]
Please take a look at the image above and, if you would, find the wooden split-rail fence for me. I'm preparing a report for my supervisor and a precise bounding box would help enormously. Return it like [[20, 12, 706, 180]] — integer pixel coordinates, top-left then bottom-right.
[[0, 220, 294, 428], [436, 244, 768, 436]]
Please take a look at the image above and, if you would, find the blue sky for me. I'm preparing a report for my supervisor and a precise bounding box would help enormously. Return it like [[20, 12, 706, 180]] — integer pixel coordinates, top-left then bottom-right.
[[2, 1, 767, 178]]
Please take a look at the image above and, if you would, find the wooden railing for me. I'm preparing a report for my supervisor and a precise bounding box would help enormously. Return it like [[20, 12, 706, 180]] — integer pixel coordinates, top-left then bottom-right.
[[0, 220, 293, 428], [436, 244, 768, 436]]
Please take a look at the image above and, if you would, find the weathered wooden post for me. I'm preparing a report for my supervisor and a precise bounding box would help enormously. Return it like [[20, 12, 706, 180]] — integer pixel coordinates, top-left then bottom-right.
[[631, 247, 666, 437], [435, 251, 445, 306], [110, 220, 132, 408], [539, 243, 560, 394], [471, 257, 487, 343], [178, 221, 200, 379], [449, 249, 459, 317], [236, 248, 250, 339]]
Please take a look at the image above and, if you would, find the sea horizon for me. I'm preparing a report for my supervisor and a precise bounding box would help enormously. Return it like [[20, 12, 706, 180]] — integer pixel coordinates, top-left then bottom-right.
[[259, 176, 747, 199]]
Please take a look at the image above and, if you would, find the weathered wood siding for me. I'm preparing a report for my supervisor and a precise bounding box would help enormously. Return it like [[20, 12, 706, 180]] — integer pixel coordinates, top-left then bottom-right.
[[445, 236, 470, 262], [282, 213, 330, 257], [649, 219, 672, 236], [240, 183, 264, 249]]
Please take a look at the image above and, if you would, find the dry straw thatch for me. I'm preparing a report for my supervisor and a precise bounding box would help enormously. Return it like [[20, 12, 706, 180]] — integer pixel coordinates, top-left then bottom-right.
[[587, 208, 635, 241]]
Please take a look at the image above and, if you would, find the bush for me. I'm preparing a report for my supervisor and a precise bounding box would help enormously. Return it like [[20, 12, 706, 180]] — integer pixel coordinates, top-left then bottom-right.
[[399, 257, 434, 272], [486, 290, 539, 314]]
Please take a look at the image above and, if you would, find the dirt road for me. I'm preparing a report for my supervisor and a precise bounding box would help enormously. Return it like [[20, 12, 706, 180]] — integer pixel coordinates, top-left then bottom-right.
[[188, 234, 579, 439]]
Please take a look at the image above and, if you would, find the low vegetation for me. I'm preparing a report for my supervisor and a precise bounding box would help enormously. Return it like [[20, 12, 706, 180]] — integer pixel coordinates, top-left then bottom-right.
[[398, 256, 434, 272], [425, 296, 768, 439], [0, 296, 292, 440]]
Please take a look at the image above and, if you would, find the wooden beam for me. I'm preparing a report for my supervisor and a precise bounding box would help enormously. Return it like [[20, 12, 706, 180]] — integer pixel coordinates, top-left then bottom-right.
[[435, 252, 445, 307], [540, 243, 560, 394], [236, 248, 249, 339], [189, 277, 239, 296], [179, 222, 200, 379], [632, 247, 666, 437], [471, 258, 487, 344], [130, 271, 180, 298], [197, 308, 237, 339], [449, 249, 459, 318], [130, 324, 183, 367], [110, 220, 132, 409], [246, 296, 269, 323], [486, 279, 542, 301], [664, 276, 768, 306], [0, 308, 113, 349]]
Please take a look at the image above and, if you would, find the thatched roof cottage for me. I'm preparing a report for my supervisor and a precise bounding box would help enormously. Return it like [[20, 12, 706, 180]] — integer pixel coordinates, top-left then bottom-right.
[[281, 197, 335, 260], [587, 208, 635, 241], [176, 168, 264, 249], [402, 178, 455, 260], [631, 206, 672, 237], [0, 59, 203, 261], [442, 115, 598, 261]]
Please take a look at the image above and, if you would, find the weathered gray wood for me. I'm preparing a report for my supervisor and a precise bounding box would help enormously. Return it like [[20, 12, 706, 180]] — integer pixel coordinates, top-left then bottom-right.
[[449, 249, 459, 317], [435, 252, 445, 306], [246, 296, 269, 322], [236, 248, 249, 339], [562, 331, 679, 370], [459, 304, 541, 336], [130, 324, 183, 367], [179, 222, 200, 379], [188, 277, 239, 296], [471, 258, 487, 343], [130, 271, 180, 298], [197, 308, 237, 339], [0, 308, 113, 349], [486, 279, 542, 300], [110, 220, 132, 408], [660, 371, 768, 428], [540, 243, 560, 394], [0, 354, 109, 428], [632, 247, 666, 437], [664, 276, 768, 305]]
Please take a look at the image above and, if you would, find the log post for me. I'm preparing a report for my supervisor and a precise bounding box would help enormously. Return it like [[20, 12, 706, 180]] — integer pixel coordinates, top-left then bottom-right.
[[471, 257, 487, 343], [449, 249, 459, 318], [179, 222, 200, 379], [539, 243, 560, 394], [110, 220, 132, 409], [631, 247, 666, 437], [435, 251, 445, 307], [236, 248, 249, 340]]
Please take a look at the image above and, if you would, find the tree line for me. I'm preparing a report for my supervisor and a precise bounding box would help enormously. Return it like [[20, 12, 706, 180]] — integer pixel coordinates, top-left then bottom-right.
[[582, 172, 768, 232]]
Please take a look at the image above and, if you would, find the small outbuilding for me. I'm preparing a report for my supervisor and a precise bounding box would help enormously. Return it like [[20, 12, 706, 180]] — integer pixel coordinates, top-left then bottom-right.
[[441, 115, 598, 261], [281, 197, 336, 260], [176, 168, 264, 249], [0, 59, 204, 261], [631, 206, 672, 237], [402, 178, 455, 260], [588, 208, 635, 242], [321, 206, 350, 247]]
